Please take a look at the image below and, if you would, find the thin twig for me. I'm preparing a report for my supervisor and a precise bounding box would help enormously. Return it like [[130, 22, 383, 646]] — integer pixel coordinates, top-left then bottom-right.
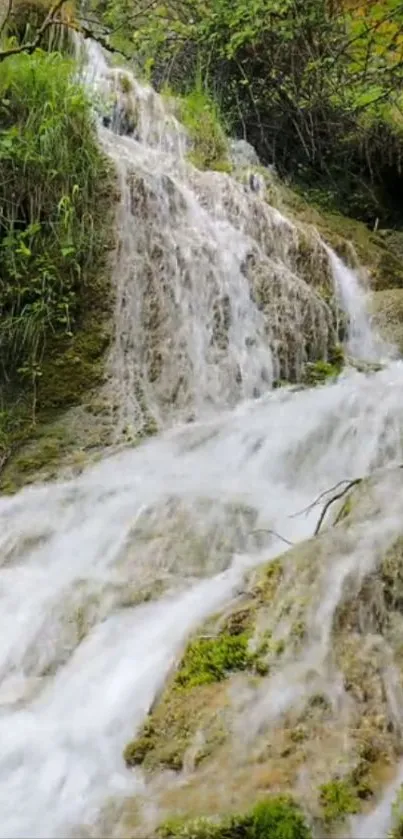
[[290, 479, 355, 519], [314, 478, 362, 536], [251, 528, 294, 547]]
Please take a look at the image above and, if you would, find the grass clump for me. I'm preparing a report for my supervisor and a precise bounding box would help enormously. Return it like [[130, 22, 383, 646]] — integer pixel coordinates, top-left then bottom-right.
[[174, 633, 250, 689], [159, 796, 311, 839], [177, 85, 231, 173], [319, 778, 360, 825]]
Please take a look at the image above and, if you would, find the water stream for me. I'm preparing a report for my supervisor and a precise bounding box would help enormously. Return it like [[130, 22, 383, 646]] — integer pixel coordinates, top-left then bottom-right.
[[1, 39, 403, 838]]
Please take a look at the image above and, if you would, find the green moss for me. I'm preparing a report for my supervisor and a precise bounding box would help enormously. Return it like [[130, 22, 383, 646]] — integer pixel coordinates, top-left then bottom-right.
[[302, 359, 342, 387], [0, 265, 114, 492], [319, 779, 360, 824], [174, 633, 250, 689], [124, 680, 229, 772], [267, 182, 403, 293], [159, 796, 311, 839]]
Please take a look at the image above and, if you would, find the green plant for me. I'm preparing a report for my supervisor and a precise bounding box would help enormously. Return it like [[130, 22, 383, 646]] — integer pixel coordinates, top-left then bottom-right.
[[174, 632, 250, 689], [302, 359, 342, 387], [250, 798, 311, 839], [319, 778, 360, 824], [158, 796, 311, 839], [178, 84, 230, 172]]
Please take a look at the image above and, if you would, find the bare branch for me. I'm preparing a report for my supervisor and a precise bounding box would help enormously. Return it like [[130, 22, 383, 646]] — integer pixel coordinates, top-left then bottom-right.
[[314, 478, 362, 536], [251, 528, 294, 547], [290, 479, 355, 519]]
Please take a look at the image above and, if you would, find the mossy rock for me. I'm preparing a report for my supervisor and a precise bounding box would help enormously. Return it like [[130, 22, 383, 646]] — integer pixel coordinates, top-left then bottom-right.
[[123, 560, 285, 774], [0, 189, 116, 494], [370, 289, 403, 354], [115, 470, 403, 837], [124, 681, 230, 773], [266, 180, 403, 292]]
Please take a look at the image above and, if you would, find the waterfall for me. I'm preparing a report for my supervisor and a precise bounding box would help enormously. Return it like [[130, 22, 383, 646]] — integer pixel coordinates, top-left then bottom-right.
[[74, 39, 387, 437], [0, 37, 403, 839]]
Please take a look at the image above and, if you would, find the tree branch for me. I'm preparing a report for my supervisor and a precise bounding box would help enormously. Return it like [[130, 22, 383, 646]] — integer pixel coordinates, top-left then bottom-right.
[[314, 478, 362, 536], [290, 479, 356, 519], [251, 528, 294, 547], [0, 0, 68, 61], [79, 23, 132, 59]]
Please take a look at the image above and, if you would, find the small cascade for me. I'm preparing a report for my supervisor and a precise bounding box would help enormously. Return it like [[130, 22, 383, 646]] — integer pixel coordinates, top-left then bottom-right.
[[328, 246, 390, 361], [73, 37, 385, 438]]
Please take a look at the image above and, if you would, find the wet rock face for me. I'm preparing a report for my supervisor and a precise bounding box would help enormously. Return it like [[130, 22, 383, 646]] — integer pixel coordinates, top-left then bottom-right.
[[102, 142, 349, 438], [370, 289, 403, 355], [245, 253, 337, 382], [229, 139, 261, 169]]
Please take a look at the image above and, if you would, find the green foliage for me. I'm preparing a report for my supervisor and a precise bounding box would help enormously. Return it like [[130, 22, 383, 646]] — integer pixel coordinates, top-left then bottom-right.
[[0, 50, 110, 385], [174, 84, 230, 172], [159, 796, 312, 839], [319, 779, 360, 824], [100, 0, 403, 226], [302, 355, 343, 387], [174, 633, 249, 689]]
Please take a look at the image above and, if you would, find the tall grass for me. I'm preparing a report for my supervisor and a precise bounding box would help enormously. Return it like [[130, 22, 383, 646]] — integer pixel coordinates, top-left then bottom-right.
[[0, 49, 111, 385]]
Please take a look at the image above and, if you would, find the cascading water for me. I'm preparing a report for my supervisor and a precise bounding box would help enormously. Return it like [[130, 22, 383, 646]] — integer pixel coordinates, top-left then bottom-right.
[[1, 37, 403, 839]]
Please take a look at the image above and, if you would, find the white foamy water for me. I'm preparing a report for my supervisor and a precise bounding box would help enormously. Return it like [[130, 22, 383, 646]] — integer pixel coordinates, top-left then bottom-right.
[[0, 38, 402, 839], [328, 246, 390, 361]]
